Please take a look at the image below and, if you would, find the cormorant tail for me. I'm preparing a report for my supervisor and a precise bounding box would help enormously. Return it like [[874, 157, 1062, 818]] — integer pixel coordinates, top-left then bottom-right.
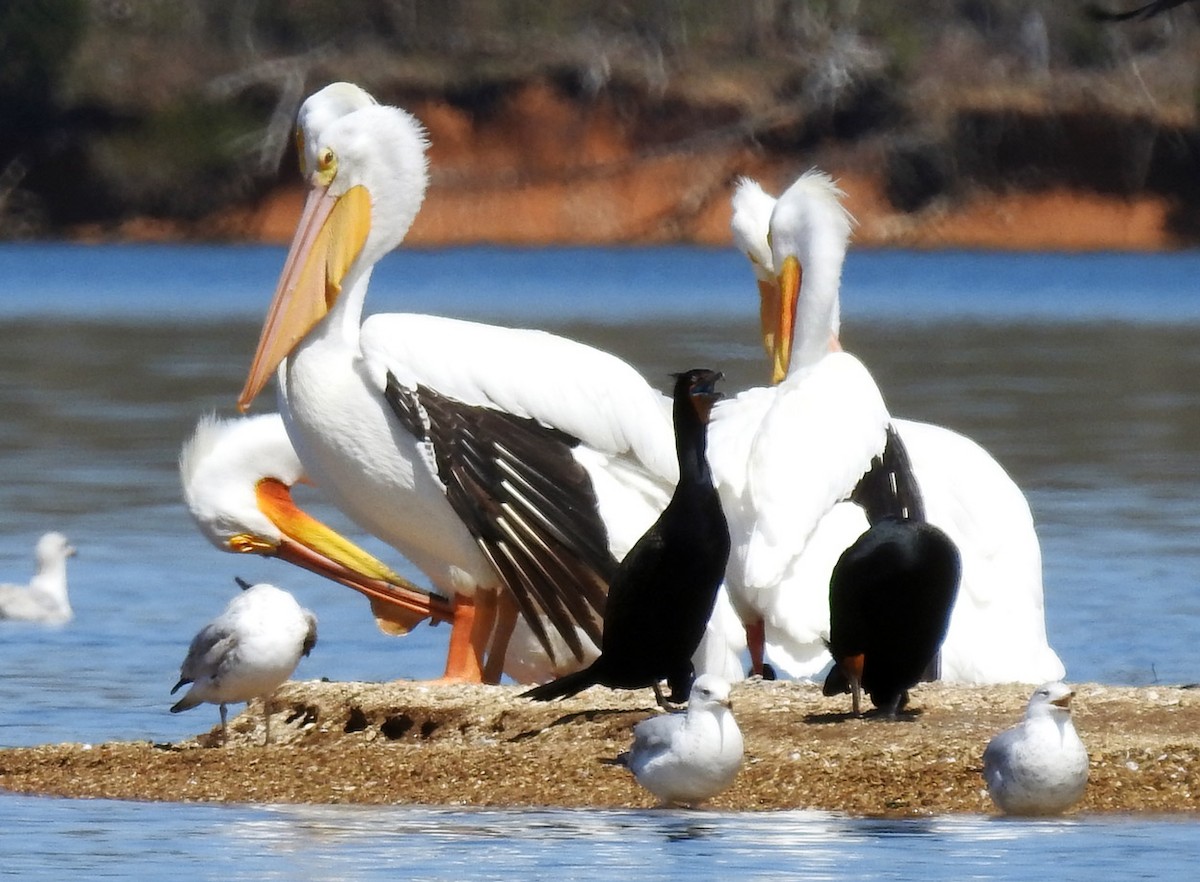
[[520, 666, 598, 702]]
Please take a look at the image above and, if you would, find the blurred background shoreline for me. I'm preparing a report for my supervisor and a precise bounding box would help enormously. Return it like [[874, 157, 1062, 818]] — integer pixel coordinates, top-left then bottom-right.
[[3, 0, 1199, 251]]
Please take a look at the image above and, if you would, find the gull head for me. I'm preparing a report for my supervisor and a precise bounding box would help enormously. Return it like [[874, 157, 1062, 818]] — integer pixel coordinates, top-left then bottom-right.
[[689, 674, 733, 712], [36, 532, 76, 567], [1026, 681, 1075, 720]]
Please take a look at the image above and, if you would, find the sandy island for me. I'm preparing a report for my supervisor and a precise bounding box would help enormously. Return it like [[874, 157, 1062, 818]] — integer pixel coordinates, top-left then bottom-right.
[[1, 680, 1197, 816]]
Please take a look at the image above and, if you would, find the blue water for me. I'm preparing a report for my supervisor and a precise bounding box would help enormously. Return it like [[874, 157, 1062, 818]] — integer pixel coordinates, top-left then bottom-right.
[[1, 244, 1198, 878], [4, 242, 1200, 323], [3, 798, 1199, 880]]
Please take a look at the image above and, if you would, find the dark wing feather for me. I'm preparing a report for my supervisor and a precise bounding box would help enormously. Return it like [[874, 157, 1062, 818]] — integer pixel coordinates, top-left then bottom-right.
[[849, 423, 925, 524], [383, 373, 618, 665]]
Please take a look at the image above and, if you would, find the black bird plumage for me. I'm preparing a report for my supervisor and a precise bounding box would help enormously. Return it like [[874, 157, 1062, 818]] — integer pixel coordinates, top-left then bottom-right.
[[383, 373, 617, 669], [522, 368, 731, 705], [823, 425, 961, 717]]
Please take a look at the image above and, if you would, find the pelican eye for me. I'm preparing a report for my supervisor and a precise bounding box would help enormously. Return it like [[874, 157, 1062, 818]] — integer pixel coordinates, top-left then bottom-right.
[[316, 147, 338, 183]]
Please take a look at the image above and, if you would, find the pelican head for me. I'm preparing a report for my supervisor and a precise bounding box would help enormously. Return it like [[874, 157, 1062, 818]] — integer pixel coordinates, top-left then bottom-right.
[[295, 82, 378, 179], [737, 170, 854, 384], [765, 170, 855, 383], [731, 177, 785, 364], [180, 412, 449, 634], [181, 412, 305, 552], [730, 177, 777, 281], [239, 100, 430, 411]]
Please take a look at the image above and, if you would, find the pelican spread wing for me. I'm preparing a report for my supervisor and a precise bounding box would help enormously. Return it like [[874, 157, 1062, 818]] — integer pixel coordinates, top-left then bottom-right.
[[384, 373, 619, 661], [237, 90, 684, 681]]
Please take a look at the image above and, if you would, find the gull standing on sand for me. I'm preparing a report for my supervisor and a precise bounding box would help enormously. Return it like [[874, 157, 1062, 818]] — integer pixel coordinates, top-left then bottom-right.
[[612, 674, 744, 807], [170, 581, 317, 744], [983, 681, 1089, 815], [0, 532, 77, 624]]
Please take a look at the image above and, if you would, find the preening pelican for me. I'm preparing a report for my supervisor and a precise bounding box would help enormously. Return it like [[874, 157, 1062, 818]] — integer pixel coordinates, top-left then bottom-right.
[[180, 412, 452, 635], [709, 171, 892, 681], [726, 174, 1065, 684], [237, 91, 732, 684]]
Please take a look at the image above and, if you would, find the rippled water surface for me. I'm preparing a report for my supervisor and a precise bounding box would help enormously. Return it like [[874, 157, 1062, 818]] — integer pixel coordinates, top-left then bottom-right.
[[4, 799, 1200, 881], [1, 244, 1198, 878]]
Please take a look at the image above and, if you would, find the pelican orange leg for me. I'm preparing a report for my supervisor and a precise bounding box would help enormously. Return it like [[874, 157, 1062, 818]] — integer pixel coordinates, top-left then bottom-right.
[[439, 591, 499, 683], [482, 590, 519, 685]]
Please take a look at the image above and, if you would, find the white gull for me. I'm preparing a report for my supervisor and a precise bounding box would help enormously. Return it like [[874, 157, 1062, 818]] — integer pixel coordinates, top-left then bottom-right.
[[612, 674, 744, 807], [983, 681, 1089, 815], [0, 532, 76, 624], [170, 581, 317, 744]]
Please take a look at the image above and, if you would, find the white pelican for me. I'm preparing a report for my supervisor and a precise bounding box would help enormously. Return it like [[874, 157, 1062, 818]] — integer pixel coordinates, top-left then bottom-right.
[[236, 94, 706, 683], [182, 409, 740, 684], [709, 171, 892, 680], [0, 532, 76, 624], [170, 580, 318, 744], [180, 412, 453, 635], [726, 175, 1065, 684]]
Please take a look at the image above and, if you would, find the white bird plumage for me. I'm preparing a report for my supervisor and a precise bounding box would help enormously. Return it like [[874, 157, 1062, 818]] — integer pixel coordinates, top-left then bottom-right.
[[983, 681, 1089, 815], [181, 412, 305, 551], [180, 411, 453, 636], [0, 532, 76, 624], [170, 582, 318, 744], [237, 88, 730, 684], [179, 408, 741, 686], [722, 173, 1064, 684], [294, 81, 377, 179], [710, 170, 892, 678], [615, 674, 744, 807]]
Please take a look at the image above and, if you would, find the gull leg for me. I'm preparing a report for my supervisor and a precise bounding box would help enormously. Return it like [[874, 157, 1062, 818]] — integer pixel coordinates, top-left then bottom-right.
[[219, 703, 229, 743]]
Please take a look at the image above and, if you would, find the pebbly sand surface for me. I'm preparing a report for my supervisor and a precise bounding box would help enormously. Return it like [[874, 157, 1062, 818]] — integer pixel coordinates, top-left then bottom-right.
[[0, 680, 1197, 816]]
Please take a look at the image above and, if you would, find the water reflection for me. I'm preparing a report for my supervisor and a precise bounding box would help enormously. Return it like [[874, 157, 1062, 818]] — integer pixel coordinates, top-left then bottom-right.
[[7, 796, 1196, 882]]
